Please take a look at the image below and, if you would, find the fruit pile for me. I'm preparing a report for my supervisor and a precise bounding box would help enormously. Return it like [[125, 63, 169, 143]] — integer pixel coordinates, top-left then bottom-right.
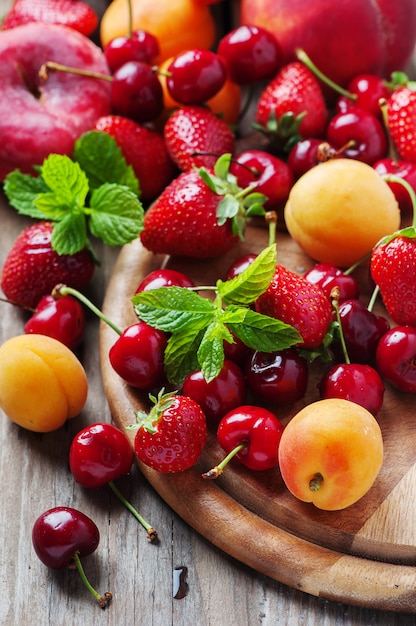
[[0, 0, 416, 607]]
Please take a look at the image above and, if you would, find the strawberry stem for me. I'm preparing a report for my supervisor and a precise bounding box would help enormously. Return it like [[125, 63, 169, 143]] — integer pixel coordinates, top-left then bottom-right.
[[108, 481, 157, 541], [53, 284, 123, 335], [72, 551, 112, 608]]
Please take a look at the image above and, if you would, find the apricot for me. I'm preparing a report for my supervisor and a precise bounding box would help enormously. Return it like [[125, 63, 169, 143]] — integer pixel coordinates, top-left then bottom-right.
[[0, 334, 88, 432], [284, 158, 400, 267], [278, 398, 383, 510], [100, 0, 216, 63]]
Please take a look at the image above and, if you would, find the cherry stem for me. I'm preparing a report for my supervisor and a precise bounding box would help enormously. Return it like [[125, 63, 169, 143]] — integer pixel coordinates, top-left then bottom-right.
[[382, 174, 416, 229], [39, 61, 113, 83], [72, 551, 112, 609], [330, 286, 350, 364], [296, 48, 355, 100], [127, 0, 133, 38], [53, 284, 122, 335], [108, 480, 157, 541], [201, 443, 246, 479], [309, 472, 324, 492], [379, 97, 399, 163], [367, 284, 380, 314], [265, 210, 278, 246]]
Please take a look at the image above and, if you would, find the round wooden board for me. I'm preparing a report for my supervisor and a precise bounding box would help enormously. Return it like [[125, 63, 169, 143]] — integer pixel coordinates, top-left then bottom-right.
[[99, 221, 416, 613]]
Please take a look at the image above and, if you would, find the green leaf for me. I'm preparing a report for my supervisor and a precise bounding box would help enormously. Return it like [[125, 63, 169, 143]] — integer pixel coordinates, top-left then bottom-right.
[[226, 307, 302, 351], [3, 170, 49, 218], [164, 329, 204, 384], [133, 286, 216, 332], [197, 320, 230, 382], [73, 130, 140, 195], [88, 183, 144, 246], [40, 154, 89, 207], [217, 244, 277, 305], [217, 195, 240, 225], [51, 212, 88, 255]]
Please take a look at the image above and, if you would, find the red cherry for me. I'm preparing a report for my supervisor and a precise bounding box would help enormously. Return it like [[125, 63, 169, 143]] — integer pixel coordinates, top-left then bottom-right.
[[246, 348, 308, 406], [287, 138, 329, 178], [104, 30, 160, 73], [166, 49, 227, 105], [373, 158, 416, 216], [304, 263, 360, 302], [69, 423, 133, 489], [111, 61, 164, 123], [135, 268, 195, 293], [319, 362, 385, 415], [229, 149, 294, 209], [24, 293, 85, 350], [336, 74, 390, 119], [109, 321, 167, 389], [217, 24, 283, 85], [182, 359, 246, 425], [326, 107, 387, 165], [376, 325, 416, 393]]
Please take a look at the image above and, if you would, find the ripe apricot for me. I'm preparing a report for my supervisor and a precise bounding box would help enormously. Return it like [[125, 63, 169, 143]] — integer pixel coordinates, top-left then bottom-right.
[[284, 158, 400, 267], [0, 334, 88, 432], [100, 0, 216, 63], [278, 398, 383, 510]]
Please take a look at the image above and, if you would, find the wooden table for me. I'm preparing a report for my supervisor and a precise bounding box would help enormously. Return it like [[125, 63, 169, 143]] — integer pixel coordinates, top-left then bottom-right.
[[1, 1, 416, 624]]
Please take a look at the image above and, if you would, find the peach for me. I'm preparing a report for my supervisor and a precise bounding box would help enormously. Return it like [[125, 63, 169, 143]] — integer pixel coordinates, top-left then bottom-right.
[[284, 158, 401, 268], [278, 398, 383, 510], [0, 334, 88, 432]]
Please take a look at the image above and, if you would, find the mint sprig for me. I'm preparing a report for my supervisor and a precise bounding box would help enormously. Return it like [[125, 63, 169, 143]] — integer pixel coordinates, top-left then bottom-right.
[[132, 244, 302, 383], [3, 131, 144, 256]]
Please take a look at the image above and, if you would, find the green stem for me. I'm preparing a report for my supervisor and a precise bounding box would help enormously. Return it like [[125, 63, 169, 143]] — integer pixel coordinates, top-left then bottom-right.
[[383, 174, 416, 229], [331, 287, 350, 364], [309, 472, 324, 492], [202, 443, 246, 479], [108, 481, 157, 541], [296, 48, 355, 100], [39, 61, 112, 82], [367, 285, 380, 314], [72, 551, 112, 609], [53, 284, 123, 335]]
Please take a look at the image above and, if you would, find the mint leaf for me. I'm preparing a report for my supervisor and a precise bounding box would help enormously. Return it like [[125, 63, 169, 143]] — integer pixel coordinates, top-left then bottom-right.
[[51, 212, 88, 255], [217, 244, 277, 305], [164, 329, 204, 384], [133, 286, 216, 332], [73, 130, 140, 196], [3, 170, 50, 219], [197, 319, 232, 382], [226, 306, 302, 351], [89, 183, 144, 246], [40, 154, 89, 207]]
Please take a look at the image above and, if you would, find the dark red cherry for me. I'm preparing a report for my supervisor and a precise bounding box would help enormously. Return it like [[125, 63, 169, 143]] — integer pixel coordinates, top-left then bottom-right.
[[326, 107, 387, 165], [304, 262, 360, 302], [246, 348, 308, 406], [376, 325, 416, 393], [336, 74, 390, 119], [111, 61, 164, 123], [319, 362, 384, 415], [217, 24, 283, 85], [135, 268, 195, 293], [166, 49, 227, 105], [287, 138, 329, 178], [104, 30, 160, 72], [24, 293, 85, 350]]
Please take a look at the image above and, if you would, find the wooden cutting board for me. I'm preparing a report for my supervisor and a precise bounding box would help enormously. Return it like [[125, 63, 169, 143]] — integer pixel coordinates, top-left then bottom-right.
[[99, 220, 416, 613]]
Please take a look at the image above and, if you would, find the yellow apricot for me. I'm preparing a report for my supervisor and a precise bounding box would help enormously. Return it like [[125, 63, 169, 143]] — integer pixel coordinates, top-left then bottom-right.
[[284, 158, 400, 267], [0, 334, 88, 432], [278, 398, 384, 510]]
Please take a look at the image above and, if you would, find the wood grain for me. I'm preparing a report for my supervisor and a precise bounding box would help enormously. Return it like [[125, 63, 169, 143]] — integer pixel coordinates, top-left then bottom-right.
[[99, 222, 416, 613]]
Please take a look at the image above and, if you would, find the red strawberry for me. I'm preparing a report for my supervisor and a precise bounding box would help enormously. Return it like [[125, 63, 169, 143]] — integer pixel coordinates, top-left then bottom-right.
[[255, 264, 332, 349], [1, 0, 98, 36], [132, 390, 207, 473], [94, 115, 177, 203], [1, 221, 95, 309], [388, 86, 416, 163], [370, 234, 416, 326], [255, 61, 329, 147], [163, 105, 236, 172]]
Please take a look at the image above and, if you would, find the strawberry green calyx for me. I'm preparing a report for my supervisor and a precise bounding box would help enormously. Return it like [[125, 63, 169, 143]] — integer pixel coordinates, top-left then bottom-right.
[[198, 152, 267, 240], [131, 388, 177, 435]]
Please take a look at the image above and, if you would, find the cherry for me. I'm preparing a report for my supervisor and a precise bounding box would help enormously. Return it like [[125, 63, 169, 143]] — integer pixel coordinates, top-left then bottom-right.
[[373, 158, 416, 216], [376, 325, 416, 393], [319, 363, 385, 415], [336, 74, 390, 119], [104, 30, 160, 73], [287, 138, 331, 178], [109, 321, 167, 390], [111, 61, 164, 123], [32, 507, 112, 608], [69, 423, 157, 539], [166, 49, 227, 105], [24, 293, 85, 350], [223, 331, 251, 367], [229, 149, 294, 210], [304, 263, 360, 302], [246, 348, 308, 406], [134, 268, 195, 293], [326, 107, 387, 165], [203, 404, 284, 477], [217, 24, 283, 85], [182, 359, 246, 425]]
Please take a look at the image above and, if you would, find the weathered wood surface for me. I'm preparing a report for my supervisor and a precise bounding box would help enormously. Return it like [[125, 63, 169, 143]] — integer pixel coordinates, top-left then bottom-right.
[[1, 0, 416, 623]]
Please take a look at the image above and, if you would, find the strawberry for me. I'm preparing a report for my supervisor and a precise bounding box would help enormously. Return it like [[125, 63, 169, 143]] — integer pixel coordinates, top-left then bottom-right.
[[163, 105, 236, 172], [94, 115, 177, 203], [254, 61, 329, 149], [1, 221, 95, 309], [388, 86, 416, 163], [370, 234, 416, 326], [132, 390, 207, 473], [255, 264, 332, 349], [1, 0, 98, 36]]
